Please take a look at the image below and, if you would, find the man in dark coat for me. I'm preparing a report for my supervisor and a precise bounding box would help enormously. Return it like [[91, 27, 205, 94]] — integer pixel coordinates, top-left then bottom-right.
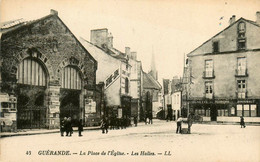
[[240, 116, 246, 128], [187, 113, 193, 134], [134, 116, 138, 127], [60, 117, 67, 137], [78, 119, 83, 136], [67, 117, 73, 136]]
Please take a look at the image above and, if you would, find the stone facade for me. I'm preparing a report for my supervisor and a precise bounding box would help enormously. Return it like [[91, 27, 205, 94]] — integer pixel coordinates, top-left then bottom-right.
[[187, 14, 260, 122], [0, 10, 97, 129]]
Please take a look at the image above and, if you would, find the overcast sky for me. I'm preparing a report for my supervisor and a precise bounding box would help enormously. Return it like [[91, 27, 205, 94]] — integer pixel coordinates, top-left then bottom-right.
[[1, 0, 260, 83]]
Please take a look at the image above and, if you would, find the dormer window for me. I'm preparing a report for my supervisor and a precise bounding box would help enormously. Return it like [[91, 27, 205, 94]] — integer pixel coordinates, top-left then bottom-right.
[[213, 41, 219, 53], [237, 22, 246, 50], [238, 22, 245, 33]]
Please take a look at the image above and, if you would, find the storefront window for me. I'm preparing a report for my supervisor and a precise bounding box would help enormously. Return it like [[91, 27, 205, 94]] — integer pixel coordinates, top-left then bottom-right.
[[206, 109, 210, 117], [237, 104, 243, 116], [218, 109, 226, 116], [244, 105, 250, 117], [231, 107, 235, 116], [251, 105, 257, 117]]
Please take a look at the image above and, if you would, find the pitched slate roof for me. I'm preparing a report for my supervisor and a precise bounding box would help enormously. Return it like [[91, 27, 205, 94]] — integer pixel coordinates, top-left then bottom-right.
[[143, 72, 161, 90], [79, 37, 129, 63], [187, 17, 260, 57]]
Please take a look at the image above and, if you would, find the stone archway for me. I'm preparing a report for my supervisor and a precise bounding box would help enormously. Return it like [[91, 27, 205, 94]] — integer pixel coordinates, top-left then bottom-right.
[[16, 57, 49, 129]]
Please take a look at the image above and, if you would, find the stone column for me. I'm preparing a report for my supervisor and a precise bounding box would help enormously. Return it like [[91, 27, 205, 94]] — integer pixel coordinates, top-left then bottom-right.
[[47, 82, 61, 129]]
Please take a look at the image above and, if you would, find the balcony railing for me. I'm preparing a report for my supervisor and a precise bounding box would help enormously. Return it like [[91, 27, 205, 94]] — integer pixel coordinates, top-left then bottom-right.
[[203, 70, 215, 79], [235, 69, 248, 77]]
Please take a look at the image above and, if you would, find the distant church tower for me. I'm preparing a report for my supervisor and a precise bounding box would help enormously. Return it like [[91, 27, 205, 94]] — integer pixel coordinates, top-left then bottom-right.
[[148, 49, 158, 80]]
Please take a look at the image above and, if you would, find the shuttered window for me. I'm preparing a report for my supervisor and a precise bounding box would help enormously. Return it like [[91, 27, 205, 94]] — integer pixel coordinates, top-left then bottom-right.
[[61, 66, 82, 90], [17, 58, 47, 86]]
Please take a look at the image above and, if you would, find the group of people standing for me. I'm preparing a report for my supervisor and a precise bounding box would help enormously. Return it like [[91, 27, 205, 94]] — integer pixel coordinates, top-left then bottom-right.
[[101, 116, 136, 134], [176, 113, 193, 134], [60, 117, 83, 137]]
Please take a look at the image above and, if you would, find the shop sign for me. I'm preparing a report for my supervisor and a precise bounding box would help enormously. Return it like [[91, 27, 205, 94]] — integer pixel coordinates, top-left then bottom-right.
[[189, 100, 213, 104], [215, 100, 230, 104], [85, 99, 96, 113], [3, 112, 16, 120], [49, 105, 59, 113], [237, 99, 255, 104]]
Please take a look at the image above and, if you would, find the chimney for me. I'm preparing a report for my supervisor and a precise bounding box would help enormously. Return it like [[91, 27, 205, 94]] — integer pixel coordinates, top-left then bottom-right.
[[256, 11, 260, 25], [107, 32, 113, 49], [125, 47, 131, 57], [130, 52, 137, 60], [229, 15, 236, 25], [90, 28, 108, 48], [50, 9, 58, 15]]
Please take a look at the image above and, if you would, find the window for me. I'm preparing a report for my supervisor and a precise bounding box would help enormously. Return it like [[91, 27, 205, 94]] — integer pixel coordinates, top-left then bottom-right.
[[237, 80, 246, 98], [236, 104, 257, 117], [238, 40, 246, 50], [205, 60, 213, 77], [244, 105, 250, 117], [251, 105, 257, 117], [237, 104, 243, 116], [237, 57, 246, 75], [125, 78, 129, 94], [213, 41, 219, 53], [62, 66, 82, 90], [17, 58, 47, 86], [238, 22, 245, 32], [205, 81, 213, 99], [237, 22, 246, 50]]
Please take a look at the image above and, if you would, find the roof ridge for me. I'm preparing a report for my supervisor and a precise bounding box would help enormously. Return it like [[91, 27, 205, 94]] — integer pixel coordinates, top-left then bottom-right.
[[187, 17, 260, 57]]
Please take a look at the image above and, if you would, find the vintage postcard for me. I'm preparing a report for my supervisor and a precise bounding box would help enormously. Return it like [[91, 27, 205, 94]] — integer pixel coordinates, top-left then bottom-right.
[[1, 0, 260, 162]]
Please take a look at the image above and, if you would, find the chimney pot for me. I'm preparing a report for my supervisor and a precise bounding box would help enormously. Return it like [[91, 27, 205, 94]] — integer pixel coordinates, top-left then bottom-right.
[[130, 52, 137, 60], [125, 47, 131, 57], [256, 11, 260, 24], [50, 9, 58, 15], [229, 15, 236, 25], [90, 28, 108, 48]]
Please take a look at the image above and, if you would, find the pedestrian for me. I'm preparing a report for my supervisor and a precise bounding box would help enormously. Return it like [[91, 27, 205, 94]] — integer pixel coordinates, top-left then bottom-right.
[[60, 117, 66, 137], [187, 113, 193, 134], [1, 121, 5, 132], [149, 113, 153, 124], [176, 116, 183, 134], [78, 119, 83, 137], [144, 114, 148, 125], [123, 116, 127, 129], [67, 117, 73, 136], [101, 117, 108, 134], [240, 116, 246, 128], [134, 116, 137, 127]]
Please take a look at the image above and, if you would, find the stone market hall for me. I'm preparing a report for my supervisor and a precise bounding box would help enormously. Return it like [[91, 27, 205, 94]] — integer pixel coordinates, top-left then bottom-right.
[[0, 10, 97, 130]]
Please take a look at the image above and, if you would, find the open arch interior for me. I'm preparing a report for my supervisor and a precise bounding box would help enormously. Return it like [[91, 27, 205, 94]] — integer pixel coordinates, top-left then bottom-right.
[[16, 57, 48, 129], [60, 66, 83, 126]]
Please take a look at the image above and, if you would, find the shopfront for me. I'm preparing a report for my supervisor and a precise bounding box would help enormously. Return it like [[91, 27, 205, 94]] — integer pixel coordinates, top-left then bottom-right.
[[189, 99, 260, 122]]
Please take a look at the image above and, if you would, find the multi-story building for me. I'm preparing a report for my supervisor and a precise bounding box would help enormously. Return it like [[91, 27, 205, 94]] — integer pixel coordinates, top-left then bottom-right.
[[187, 12, 260, 123], [0, 10, 97, 130], [127, 48, 143, 120], [80, 29, 132, 118], [162, 76, 182, 120]]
